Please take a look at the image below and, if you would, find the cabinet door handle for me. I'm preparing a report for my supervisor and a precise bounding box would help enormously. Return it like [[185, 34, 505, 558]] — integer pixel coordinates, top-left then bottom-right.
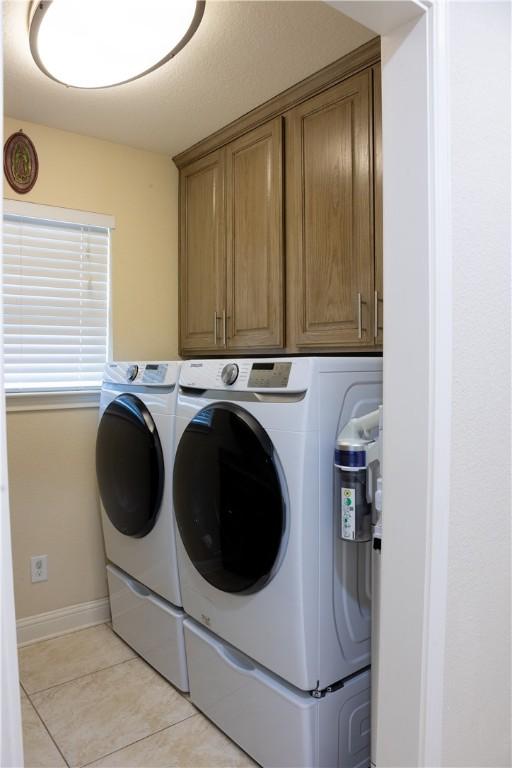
[[213, 311, 218, 346], [374, 291, 383, 339], [358, 293, 363, 340], [222, 309, 227, 347]]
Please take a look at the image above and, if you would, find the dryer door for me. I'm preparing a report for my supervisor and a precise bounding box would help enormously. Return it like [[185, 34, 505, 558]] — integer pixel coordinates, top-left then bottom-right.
[[96, 394, 164, 538], [173, 403, 285, 594]]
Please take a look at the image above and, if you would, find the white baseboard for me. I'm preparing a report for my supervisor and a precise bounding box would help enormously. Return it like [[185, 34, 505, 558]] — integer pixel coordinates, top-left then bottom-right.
[[17, 597, 111, 647]]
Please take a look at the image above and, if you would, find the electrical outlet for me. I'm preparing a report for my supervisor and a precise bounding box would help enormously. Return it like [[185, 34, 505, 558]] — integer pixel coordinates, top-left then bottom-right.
[[31, 555, 48, 583]]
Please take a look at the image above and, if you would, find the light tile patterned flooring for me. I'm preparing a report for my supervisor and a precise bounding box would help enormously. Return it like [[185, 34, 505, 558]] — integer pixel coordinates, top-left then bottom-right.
[[18, 623, 256, 768]]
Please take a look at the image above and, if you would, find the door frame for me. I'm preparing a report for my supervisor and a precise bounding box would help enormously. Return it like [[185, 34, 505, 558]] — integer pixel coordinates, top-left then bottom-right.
[[1, 26, 24, 762], [329, 2, 452, 765]]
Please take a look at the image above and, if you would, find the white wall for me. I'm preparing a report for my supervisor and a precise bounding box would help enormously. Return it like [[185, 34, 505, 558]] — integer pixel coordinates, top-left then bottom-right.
[[441, 4, 511, 765], [377, 4, 511, 765], [332, 3, 511, 765]]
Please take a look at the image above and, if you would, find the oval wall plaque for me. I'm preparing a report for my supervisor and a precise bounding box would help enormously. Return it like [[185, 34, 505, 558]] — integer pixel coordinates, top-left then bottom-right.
[[4, 130, 39, 194]]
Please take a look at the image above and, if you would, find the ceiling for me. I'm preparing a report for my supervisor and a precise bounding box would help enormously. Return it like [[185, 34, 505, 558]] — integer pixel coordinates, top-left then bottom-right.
[[3, 1, 373, 157]]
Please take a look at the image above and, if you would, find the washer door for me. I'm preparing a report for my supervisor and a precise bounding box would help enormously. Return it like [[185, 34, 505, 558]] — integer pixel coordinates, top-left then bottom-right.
[[173, 403, 285, 594], [96, 394, 164, 538]]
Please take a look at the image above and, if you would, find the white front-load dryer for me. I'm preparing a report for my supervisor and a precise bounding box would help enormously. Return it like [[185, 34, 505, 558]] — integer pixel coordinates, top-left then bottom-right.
[[173, 357, 383, 693], [96, 361, 188, 690]]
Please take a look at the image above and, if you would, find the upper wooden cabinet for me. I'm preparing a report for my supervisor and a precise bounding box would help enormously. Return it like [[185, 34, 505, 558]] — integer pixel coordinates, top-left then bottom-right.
[[179, 150, 226, 352], [179, 119, 284, 356], [225, 118, 284, 350], [286, 70, 374, 348], [176, 38, 382, 356]]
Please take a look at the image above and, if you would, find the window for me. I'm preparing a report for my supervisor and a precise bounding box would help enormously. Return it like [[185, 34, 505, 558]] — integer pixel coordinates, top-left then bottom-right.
[[2, 201, 114, 394]]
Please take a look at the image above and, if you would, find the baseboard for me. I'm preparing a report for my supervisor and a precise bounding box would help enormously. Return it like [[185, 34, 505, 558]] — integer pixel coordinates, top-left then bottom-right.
[[17, 597, 111, 647]]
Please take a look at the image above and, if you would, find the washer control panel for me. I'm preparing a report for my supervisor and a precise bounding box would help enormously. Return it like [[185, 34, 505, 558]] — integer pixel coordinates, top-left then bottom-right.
[[142, 363, 168, 384], [103, 362, 179, 387], [247, 362, 291, 388], [180, 359, 310, 393]]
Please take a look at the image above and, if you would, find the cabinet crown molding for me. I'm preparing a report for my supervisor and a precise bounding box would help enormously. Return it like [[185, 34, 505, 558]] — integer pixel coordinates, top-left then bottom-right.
[[173, 36, 380, 169]]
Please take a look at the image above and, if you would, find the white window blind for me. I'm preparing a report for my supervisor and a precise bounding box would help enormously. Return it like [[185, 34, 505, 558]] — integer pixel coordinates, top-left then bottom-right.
[[3, 210, 111, 393]]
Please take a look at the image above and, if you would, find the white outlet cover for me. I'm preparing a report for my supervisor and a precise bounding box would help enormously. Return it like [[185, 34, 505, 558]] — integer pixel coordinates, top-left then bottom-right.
[[31, 555, 48, 583]]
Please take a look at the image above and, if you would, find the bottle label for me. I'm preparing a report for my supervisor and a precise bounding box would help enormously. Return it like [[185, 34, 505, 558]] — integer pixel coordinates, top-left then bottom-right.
[[341, 487, 356, 540]]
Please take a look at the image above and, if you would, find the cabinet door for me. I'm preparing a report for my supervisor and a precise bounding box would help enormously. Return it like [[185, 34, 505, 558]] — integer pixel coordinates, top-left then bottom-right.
[[286, 70, 373, 348], [373, 64, 383, 346], [225, 118, 284, 350], [179, 150, 226, 353]]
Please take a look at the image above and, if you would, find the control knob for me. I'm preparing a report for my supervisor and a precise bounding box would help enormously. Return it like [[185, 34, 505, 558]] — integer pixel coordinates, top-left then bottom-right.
[[221, 363, 239, 386], [126, 364, 139, 382]]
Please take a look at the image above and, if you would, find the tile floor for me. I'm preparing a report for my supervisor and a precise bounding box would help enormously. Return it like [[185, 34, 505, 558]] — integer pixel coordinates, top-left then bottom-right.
[[18, 623, 256, 768]]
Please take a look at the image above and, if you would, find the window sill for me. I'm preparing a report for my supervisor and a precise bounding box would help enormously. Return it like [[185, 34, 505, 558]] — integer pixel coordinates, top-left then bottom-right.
[[6, 389, 101, 413]]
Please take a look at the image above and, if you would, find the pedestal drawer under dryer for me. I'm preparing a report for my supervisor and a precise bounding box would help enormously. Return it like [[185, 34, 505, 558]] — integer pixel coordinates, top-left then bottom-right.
[[184, 618, 370, 768], [107, 564, 188, 691]]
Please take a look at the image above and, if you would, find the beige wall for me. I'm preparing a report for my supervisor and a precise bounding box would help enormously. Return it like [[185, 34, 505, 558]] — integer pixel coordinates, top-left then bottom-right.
[[4, 117, 179, 620], [4, 116, 179, 360], [7, 408, 107, 618]]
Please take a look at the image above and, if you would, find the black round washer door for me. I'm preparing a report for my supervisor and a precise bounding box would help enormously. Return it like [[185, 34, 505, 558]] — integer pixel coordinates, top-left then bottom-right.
[[173, 402, 285, 594], [96, 394, 164, 538]]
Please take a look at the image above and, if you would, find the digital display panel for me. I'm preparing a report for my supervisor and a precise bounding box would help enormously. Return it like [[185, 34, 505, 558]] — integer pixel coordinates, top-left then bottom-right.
[[248, 362, 291, 388], [142, 364, 167, 384]]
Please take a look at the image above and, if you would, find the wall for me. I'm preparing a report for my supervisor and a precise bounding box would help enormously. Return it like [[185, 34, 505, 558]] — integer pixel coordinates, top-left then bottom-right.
[[334, 3, 511, 765], [376, 4, 511, 766], [441, 4, 511, 765], [4, 117, 179, 620]]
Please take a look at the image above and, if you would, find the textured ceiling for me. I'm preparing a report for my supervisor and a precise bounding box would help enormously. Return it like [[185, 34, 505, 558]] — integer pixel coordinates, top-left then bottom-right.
[[3, 1, 373, 157]]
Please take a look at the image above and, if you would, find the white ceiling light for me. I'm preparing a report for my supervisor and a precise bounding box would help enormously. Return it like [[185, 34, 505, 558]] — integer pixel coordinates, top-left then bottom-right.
[[29, 0, 205, 89]]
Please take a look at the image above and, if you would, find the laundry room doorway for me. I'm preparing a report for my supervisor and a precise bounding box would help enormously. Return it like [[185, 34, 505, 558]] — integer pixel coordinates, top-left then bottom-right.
[[0, 4, 448, 765], [1, 3, 510, 767]]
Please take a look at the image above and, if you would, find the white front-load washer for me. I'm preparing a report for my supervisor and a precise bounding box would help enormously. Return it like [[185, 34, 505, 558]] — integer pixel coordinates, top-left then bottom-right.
[[173, 357, 382, 766], [96, 361, 188, 690]]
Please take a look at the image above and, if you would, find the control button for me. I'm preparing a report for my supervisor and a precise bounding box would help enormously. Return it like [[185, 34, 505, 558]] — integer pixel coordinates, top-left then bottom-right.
[[221, 363, 239, 385], [126, 364, 139, 382]]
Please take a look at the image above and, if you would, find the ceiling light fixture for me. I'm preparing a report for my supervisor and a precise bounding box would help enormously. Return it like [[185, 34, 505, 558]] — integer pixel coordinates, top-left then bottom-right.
[[29, 0, 205, 89]]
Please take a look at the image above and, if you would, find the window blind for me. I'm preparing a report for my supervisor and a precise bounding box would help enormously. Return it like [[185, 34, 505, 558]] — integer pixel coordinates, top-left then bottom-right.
[[3, 213, 110, 392]]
